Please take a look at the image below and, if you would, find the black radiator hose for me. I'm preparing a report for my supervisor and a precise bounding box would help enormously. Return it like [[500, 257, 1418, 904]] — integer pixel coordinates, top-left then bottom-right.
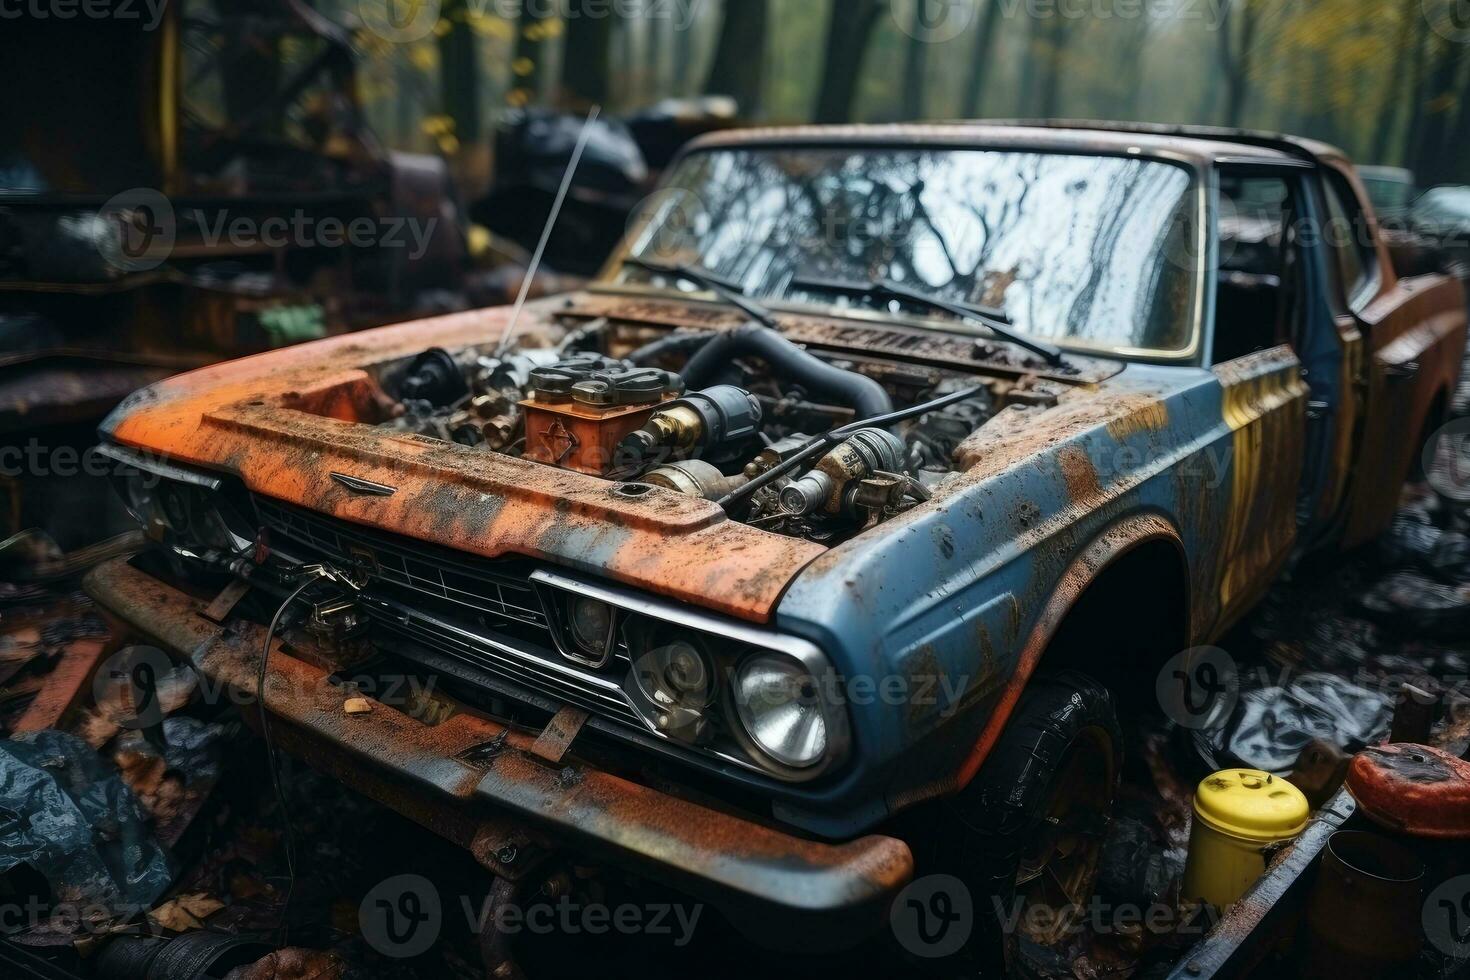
[[681, 323, 893, 421]]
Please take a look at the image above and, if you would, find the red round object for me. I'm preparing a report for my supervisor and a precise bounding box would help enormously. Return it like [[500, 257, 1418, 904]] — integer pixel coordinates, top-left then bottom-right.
[[1346, 743, 1470, 839]]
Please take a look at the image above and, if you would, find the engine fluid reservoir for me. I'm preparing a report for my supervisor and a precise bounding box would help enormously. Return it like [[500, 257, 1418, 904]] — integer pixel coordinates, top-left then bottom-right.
[[1180, 768, 1309, 911]]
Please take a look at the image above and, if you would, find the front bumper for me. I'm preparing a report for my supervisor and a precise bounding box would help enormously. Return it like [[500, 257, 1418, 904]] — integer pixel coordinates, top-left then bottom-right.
[[83, 558, 912, 947]]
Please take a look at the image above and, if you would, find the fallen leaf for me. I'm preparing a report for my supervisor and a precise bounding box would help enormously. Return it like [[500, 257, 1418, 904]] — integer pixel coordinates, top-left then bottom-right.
[[149, 893, 225, 932], [223, 948, 347, 980]]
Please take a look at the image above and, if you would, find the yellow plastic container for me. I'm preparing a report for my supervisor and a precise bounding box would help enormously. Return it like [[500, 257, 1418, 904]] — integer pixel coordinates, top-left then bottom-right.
[[1180, 769, 1309, 910]]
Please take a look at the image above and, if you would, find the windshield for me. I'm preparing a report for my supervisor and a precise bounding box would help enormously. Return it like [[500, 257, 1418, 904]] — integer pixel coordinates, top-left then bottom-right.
[[615, 146, 1202, 356]]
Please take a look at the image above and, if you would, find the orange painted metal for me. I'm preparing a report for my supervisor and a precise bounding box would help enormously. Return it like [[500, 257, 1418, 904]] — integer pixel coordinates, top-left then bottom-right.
[[103, 299, 827, 623], [520, 396, 664, 477], [10, 639, 110, 735], [1347, 743, 1470, 839], [83, 556, 914, 940]]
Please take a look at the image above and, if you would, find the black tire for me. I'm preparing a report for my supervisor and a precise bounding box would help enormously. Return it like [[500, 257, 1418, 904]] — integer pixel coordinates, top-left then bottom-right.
[[909, 672, 1123, 977]]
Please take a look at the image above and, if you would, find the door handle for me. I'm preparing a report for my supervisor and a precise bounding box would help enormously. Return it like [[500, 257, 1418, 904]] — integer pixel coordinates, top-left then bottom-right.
[[1384, 361, 1420, 381], [1306, 400, 1330, 421]]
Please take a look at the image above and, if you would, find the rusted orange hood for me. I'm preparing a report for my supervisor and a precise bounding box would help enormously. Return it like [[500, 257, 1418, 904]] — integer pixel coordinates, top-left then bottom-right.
[[102, 299, 827, 622]]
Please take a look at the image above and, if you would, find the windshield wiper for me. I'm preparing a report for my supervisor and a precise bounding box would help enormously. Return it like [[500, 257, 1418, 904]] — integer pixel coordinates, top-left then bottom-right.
[[622, 256, 778, 329], [788, 274, 1067, 368]]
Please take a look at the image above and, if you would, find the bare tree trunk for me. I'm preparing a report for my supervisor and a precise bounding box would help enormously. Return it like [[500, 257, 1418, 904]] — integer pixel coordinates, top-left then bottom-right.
[[1219, 0, 1258, 127], [705, 0, 768, 116], [1037, 15, 1071, 118], [814, 0, 884, 123], [902, 14, 928, 119], [1415, 39, 1469, 183], [439, 0, 481, 145], [962, 0, 1003, 118], [513, 1, 550, 104], [562, 0, 615, 107], [1372, 1, 1416, 162]]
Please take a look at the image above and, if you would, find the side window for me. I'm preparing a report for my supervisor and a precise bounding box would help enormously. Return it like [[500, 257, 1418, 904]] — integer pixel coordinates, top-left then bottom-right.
[[1212, 172, 1299, 364], [1320, 174, 1378, 311]]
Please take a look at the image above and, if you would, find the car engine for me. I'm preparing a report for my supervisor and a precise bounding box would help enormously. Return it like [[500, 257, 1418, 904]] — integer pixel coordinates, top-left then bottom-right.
[[373, 321, 1020, 543]]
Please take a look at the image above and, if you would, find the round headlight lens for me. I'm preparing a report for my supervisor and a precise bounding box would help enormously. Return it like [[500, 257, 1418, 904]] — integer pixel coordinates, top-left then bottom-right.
[[568, 596, 614, 658], [734, 653, 827, 769], [633, 637, 714, 710]]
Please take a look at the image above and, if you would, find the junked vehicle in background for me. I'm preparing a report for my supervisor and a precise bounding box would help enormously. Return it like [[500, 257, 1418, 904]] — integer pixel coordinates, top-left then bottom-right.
[[86, 122, 1465, 972], [0, 1, 466, 546]]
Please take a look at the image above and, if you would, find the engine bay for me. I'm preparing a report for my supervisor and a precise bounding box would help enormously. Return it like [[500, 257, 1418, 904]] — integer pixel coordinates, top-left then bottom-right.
[[370, 317, 1069, 544]]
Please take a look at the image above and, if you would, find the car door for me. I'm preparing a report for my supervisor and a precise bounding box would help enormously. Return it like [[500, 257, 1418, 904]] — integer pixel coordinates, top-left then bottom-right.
[[1324, 162, 1469, 547], [1207, 167, 1311, 629]]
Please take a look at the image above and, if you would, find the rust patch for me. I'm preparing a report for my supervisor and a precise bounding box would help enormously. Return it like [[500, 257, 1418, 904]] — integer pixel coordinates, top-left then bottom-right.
[[103, 297, 827, 623], [84, 557, 916, 931], [1058, 445, 1102, 506]]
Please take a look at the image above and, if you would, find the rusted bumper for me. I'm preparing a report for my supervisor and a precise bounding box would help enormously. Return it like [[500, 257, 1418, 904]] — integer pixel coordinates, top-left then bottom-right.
[[83, 558, 912, 948]]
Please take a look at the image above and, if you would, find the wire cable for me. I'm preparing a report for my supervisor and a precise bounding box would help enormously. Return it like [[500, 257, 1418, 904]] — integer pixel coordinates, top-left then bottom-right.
[[255, 573, 321, 945]]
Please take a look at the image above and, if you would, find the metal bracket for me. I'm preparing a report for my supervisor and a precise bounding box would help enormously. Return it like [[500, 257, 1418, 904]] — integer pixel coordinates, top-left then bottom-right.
[[530, 706, 589, 765], [201, 578, 252, 624]]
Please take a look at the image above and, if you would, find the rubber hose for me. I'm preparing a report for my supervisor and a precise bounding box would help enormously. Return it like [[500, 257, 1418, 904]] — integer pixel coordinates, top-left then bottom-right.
[[625, 331, 718, 365], [681, 323, 893, 420]]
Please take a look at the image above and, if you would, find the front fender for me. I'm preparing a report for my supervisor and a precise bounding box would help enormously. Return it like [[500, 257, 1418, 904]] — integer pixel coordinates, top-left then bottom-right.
[[775, 367, 1237, 822]]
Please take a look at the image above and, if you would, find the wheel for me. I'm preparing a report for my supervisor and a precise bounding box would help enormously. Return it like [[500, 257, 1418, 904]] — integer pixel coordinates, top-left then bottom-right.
[[910, 672, 1122, 975]]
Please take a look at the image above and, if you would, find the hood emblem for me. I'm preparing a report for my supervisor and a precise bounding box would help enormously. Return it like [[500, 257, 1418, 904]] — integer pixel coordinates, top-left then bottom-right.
[[331, 473, 397, 497]]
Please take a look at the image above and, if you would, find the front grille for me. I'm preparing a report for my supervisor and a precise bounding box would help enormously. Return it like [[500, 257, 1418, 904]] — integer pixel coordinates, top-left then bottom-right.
[[252, 496, 639, 726], [255, 496, 547, 632]]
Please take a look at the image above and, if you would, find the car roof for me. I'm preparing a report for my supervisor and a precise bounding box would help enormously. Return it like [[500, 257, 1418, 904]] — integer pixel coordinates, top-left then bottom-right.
[[686, 120, 1310, 169]]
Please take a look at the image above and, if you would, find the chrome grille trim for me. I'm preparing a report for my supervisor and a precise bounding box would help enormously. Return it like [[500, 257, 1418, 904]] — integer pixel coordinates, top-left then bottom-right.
[[249, 495, 848, 782], [254, 496, 547, 630], [372, 603, 645, 728], [253, 496, 649, 731]]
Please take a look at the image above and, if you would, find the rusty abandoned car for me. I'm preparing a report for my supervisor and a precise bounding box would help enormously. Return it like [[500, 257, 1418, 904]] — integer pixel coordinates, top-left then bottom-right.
[[85, 122, 1466, 968]]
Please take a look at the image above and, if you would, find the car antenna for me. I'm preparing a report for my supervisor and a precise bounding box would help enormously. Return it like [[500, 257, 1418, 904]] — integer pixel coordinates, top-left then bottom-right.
[[494, 104, 602, 359]]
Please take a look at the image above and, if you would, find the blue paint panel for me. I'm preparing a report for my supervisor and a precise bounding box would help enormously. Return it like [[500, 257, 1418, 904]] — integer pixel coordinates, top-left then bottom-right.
[[765, 363, 1248, 837]]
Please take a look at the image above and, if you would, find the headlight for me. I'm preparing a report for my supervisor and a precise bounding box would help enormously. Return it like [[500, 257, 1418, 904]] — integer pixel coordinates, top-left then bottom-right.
[[631, 633, 716, 743], [733, 653, 827, 769], [99, 444, 250, 554], [568, 596, 615, 660], [530, 568, 846, 780]]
